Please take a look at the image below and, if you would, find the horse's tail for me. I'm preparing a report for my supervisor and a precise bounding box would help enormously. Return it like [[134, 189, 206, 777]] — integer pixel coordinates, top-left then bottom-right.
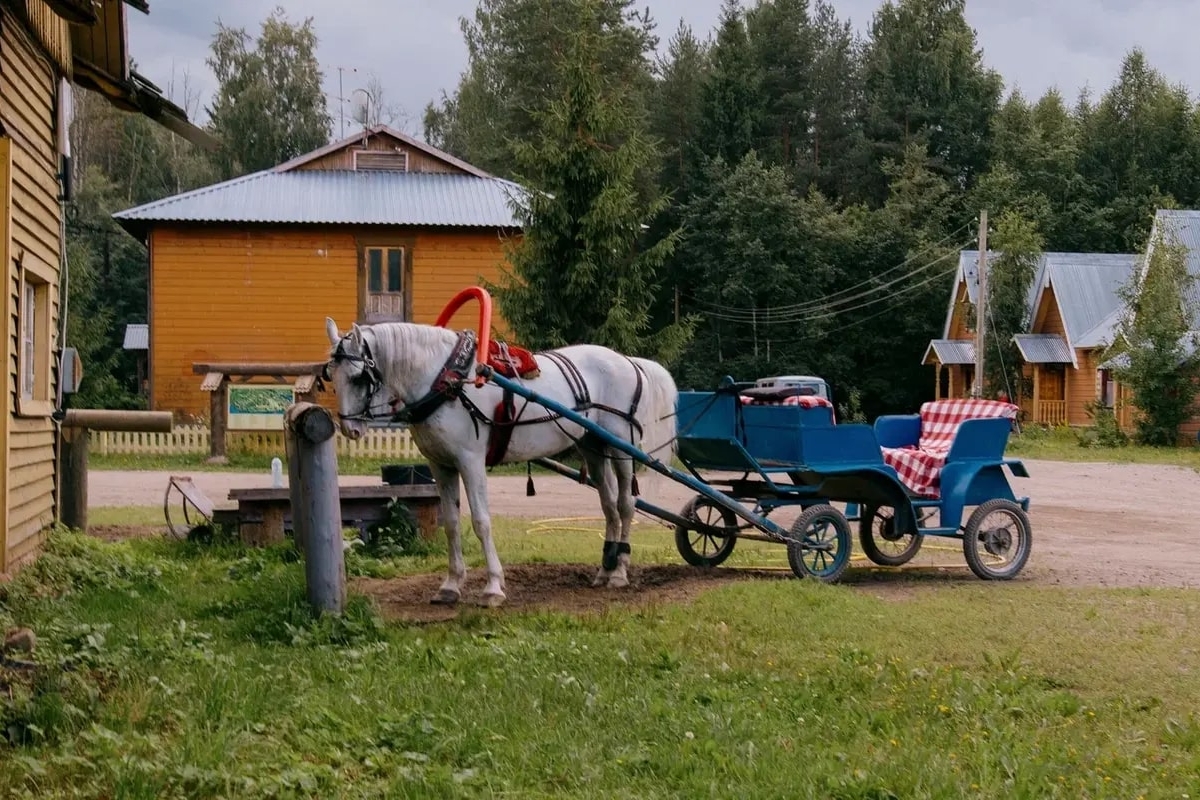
[[630, 357, 678, 469]]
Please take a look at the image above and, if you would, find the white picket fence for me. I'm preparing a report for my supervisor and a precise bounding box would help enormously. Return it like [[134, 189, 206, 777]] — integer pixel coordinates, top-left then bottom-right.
[[89, 424, 423, 461]]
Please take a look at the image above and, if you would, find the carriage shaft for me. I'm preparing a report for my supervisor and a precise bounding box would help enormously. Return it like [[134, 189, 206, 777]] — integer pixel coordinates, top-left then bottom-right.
[[482, 368, 790, 541]]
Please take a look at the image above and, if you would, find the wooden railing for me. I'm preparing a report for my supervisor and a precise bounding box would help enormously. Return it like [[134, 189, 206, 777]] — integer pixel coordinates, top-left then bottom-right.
[[90, 424, 423, 461], [1037, 400, 1068, 427]]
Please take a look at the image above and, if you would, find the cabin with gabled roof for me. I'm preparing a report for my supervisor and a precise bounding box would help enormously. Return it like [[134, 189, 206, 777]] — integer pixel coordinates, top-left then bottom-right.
[[112, 125, 528, 419], [923, 249, 1138, 427], [1013, 252, 1138, 426]]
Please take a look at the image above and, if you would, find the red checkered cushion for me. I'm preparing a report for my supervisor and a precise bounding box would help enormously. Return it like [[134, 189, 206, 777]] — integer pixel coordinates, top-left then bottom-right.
[[880, 399, 1018, 497], [740, 393, 836, 422]]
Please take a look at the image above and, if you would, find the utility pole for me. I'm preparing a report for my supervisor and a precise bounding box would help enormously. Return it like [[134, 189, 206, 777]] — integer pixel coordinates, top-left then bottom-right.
[[334, 65, 358, 139], [974, 209, 989, 398]]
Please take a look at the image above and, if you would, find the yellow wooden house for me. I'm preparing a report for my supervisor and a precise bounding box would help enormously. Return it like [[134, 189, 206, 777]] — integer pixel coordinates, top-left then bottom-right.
[[112, 126, 526, 420], [1012, 252, 1137, 426], [923, 249, 1138, 427], [1, 0, 210, 572], [922, 250, 985, 400]]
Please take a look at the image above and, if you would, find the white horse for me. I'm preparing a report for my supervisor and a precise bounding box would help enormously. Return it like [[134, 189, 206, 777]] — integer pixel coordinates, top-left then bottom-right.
[[323, 318, 679, 608]]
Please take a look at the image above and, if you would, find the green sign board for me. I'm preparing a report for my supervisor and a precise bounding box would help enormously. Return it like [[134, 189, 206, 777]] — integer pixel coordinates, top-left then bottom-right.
[[228, 386, 295, 430]]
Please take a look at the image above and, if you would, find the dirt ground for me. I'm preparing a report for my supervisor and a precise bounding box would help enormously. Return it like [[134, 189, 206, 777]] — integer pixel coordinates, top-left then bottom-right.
[[87, 459, 1200, 620]]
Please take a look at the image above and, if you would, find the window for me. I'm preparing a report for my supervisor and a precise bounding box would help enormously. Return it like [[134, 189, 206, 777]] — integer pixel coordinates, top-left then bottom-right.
[[359, 242, 411, 322], [17, 269, 53, 416], [1100, 369, 1115, 409]]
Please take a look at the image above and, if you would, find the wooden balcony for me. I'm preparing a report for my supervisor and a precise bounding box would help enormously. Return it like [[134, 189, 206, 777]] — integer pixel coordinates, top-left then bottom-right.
[[1037, 400, 1068, 427]]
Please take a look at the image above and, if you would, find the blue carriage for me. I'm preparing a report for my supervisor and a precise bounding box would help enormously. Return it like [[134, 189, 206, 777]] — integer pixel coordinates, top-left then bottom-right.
[[667, 378, 1033, 583], [485, 367, 1033, 585]]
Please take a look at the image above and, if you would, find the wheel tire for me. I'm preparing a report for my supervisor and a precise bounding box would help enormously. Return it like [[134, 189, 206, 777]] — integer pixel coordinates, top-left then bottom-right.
[[961, 499, 1032, 580], [786, 504, 851, 584], [858, 505, 924, 567], [674, 495, 738, 568]]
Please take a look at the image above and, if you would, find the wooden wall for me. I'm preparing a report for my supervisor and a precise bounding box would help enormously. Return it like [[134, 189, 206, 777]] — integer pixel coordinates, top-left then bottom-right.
[[1066, 349, 1098, 427], [0, 7, 66, 572], [148, 225, 515, 417], [296, 136, 464, 174], [946, 279, 972, 339]]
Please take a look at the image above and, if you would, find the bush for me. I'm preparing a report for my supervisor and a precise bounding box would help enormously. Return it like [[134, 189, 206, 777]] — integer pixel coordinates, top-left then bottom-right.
[[361, 501, 434, 559], [1077, 400, 1129, 448]]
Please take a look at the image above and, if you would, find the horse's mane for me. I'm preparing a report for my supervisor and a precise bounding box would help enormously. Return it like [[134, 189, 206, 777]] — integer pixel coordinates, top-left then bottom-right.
[[366, 322, 459, 385]]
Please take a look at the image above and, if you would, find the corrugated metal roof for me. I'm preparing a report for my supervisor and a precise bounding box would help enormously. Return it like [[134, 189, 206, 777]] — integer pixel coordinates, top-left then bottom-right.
[[1041, 253, 1138, 346], [922, 339, 975, 365], [951, 250, 1138, 350], [1099, 331, 1200, 370], [123, 323, 148, 350], [1153, 210, 1200, 327], [1075, 306, 1123, 349], [112, 170, 528, 232], [1013, 334, 1073, 364], [948, 249, 1047, 337]]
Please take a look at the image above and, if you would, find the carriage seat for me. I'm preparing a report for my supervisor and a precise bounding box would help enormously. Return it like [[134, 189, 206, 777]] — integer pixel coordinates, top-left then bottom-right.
[[877, 399, 1019, 497], [739, 388, 837, 422]]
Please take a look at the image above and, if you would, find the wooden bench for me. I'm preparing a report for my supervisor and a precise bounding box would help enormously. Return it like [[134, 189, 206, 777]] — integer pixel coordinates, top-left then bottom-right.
[[219, 483, 442, 546]]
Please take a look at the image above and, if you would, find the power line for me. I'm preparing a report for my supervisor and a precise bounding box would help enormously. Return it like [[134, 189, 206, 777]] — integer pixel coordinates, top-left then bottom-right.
[[694, 248, 964, 325], [683, 222, 973, 320]]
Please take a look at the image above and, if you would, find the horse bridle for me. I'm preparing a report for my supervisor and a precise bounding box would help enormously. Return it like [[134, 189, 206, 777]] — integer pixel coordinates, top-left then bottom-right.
[[325, 328, 480, 426], [324, 333, 391, 423]]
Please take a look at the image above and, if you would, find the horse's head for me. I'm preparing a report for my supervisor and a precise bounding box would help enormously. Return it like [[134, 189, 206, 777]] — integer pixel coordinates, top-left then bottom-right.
[[324, 317, 384, 440]]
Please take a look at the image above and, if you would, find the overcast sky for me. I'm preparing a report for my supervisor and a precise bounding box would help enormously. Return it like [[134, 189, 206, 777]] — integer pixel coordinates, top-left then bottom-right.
[[126, 0, 1200, 137]]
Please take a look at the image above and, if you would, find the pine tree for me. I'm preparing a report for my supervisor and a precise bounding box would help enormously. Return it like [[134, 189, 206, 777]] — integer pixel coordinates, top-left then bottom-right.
[[1112, 218, 1200, 445], [697, 0, 762, 167], [490, 0, 694, 363], [983, 211, 1043, 397]]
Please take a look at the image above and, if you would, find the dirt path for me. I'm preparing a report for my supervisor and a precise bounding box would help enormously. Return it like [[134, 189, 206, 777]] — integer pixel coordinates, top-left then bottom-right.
[[87, 458, 1200, 593]]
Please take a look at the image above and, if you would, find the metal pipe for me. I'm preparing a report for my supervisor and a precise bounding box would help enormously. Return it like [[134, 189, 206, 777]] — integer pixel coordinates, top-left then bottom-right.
[[484, 367, 789, 541]]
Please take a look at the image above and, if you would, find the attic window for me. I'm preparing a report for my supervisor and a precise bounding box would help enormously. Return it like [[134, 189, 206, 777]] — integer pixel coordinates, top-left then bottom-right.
[[352, 150, 409, 172]]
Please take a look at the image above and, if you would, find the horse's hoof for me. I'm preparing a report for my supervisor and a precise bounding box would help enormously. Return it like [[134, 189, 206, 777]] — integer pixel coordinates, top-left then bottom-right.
[[607, 574, 630, 589], [591, 572, 609, 588], [478, 592, 506, 608], [430, 589, 460, 606]]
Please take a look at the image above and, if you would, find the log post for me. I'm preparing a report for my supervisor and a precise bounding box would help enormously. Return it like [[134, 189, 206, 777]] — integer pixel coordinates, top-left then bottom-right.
[[209, 378, 228, 463], [59, 425, 88, 531], [284, 402, 344, 616], [57, 410, 173, 532]]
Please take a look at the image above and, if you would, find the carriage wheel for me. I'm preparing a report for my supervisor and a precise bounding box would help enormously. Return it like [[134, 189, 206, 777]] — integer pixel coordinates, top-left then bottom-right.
[[858, 505, 926, 567], [961, 499, 1032, 580], [786, 504, 851, 583], [674, 495, 739, 568]]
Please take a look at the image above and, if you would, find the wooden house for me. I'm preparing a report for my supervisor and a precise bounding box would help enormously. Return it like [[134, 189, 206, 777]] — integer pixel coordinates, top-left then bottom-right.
[[923, 250, 1137, 427], [112, 125, 527, 420], [1012, 253, 1137, 426], [1, 0, 210, 572], [1101, 209, 1200, 441], [922, 251, 986, 400]]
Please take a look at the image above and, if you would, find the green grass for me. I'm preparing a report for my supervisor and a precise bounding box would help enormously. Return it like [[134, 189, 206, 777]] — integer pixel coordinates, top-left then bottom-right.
[[1008, 425, 1200, 467], [2, 525, 1199, 798]]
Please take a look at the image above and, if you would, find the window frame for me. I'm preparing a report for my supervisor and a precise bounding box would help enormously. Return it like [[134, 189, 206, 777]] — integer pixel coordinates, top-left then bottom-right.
[[16, 263, 55, 418], [356, 235, 414, 324]]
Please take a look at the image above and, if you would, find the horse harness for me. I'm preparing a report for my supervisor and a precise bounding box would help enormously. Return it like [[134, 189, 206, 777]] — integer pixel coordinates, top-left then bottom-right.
[[329, 330, 647, 467]]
